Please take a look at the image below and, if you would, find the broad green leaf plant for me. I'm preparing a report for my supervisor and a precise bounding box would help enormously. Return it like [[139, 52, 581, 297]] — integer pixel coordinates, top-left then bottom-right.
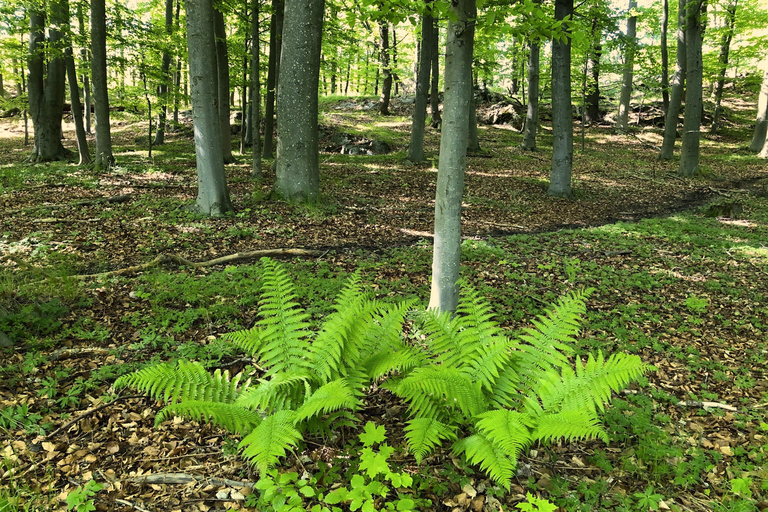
[[116, 259, 649, 490]]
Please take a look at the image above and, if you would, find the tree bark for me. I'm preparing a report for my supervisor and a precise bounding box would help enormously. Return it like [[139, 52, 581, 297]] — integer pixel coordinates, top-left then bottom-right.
[[616, 0, 637, 134], [584, 12, 601, 126], [379, 20, 392, 115], [274, 0, 324, 203], [65, 46, 91, 165], [661, 0, 670, 115], [711, 0, 738, 134], [660, 0, 687, 160], [429, 20, 441, 128], [521, 39, 539, 150], [262, 0, 283, 159], [548, 0, 574, 198], [407, 3, 434, 163], [154, 0, 175, 145], [750, 67, 768, 153], [91, 0, 114, 169], [467, 86, 480, 152], [214, 8, 234, 164], [429, 0, 475, 313], [27, 0, 68, 162], [77, 5, 91, 134], [251, 0, 263, 178], [186, 0, 234, 216], [678, 0, 706, 177]]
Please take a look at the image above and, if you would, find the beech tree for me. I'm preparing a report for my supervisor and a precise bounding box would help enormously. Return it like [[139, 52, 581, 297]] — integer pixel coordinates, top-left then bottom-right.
[[429, 0, 476, 313], [678, 0, 706, 177], [186, 0, 234, 216], [751, 66, 768, 153], [710, 0, 738, 133], [274, 0, 325, 203], [407, 2, 434, 163], [616, 0, 637, 134], [378, 18, 392, 115], [91, 0, 114, 169], [153, 0, 175, 145], [660, 0, 686, 160], [548, 0, 574, 198], [262, 0, 283, 159], [214, 8, 233, 164]]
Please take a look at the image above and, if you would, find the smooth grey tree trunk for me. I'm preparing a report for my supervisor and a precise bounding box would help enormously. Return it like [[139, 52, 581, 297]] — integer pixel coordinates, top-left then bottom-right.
[[521, 40, 540, 150], [91, 0, 114, 169], [548, 0, 574, 198], [759, 122, 768, 158], [661, 0, 670, 115], [65, 46, 91, 165], [711, 0, 738, 133], [750, 67, 768, 153], [407, 5, 434, 163], [660, 0, 687, 160], [274, 0, 324, 203], [616, 0, 637, 133], [429, 20, 441, 128], [379, 20, 392, 115], [28, 2, 68, 162], [678, 0, 706, 177], [214, 8, 234, 164], [154, 0, 175, 145], [584, 12, 601, 126], [429, 0, 475, 313], [262, 0, 283, 159], [467, 84, 480, 152], [186, 0, 234, 216], [251, 0, 262, 178], [77, 5, 91, 134]]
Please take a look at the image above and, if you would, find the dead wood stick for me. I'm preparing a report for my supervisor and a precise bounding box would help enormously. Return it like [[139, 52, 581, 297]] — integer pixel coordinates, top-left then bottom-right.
[[115, 499, 152, 512], [128, 472, 256, 489], [674, 400, 737, 412], [48, 346, 112, 361], [46, 395, 144, 439], [5, 193, 133, 215]]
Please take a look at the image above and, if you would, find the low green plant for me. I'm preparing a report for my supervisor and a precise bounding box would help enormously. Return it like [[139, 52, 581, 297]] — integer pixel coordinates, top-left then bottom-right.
[[65, 481, 104, 512], [247, 470, 318, 512], [516, 493, 557, 512]]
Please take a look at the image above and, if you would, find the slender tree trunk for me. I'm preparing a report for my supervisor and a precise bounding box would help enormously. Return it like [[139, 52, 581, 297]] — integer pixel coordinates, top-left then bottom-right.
[[154, 0, 174, 145], [392, 26, 399, 96], [76, 6, 92, 135], [251, 0, 262, 178], [407, 4, 434, 163], [28, 0, 68, 162], [616, 0, 637, 133], [750, 67, 768, 153], [262, 0, 283, 159], [711, 0, 738, 133], [173, 0, 182, 126], [509, 37, 519, 95], [467, 87, 480, 152], [429, 0, 475, 313], [584, 14, 601, 126], [521, 39, 539, 150], [429, 20, 441, 127], [679, 0, 706, 177], [91, 0, 114, 169], [661, 0, 670, 115], [214, 8, 234, 163], [660, 0, 687, 160], [65, 47, 90, 165], [274, 0, 324, 203], [0, 74, 4, 98], [549, 0, 574, 198], [379, 20, 392, 115], [186, 0, 234, 216]]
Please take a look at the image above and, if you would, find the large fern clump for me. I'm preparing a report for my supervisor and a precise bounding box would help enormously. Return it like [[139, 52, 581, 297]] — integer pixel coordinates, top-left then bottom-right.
[[115, 258, 415, 474], [385, 285, 650, 488]]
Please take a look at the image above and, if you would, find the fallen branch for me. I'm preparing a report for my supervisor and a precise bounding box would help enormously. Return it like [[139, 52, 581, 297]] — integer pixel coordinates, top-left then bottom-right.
[[5, 193, 133, 215], [48, 347, 112, 361], [46, 395, 144, 439], [674, 400, 737, 412], [127, 472, 255, 489], [115, 499, 152, 512], [33, 218, 100, 224]]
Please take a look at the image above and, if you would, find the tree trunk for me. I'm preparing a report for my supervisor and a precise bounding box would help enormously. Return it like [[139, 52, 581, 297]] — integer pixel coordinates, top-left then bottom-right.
[[750, 67, 768, 153], [407, 4, 434, 163], [548, 0, 574, 198], [521, 39, 539, 150], [262, 0, 283, 159], [251, 0, 262, 178], [584, 13, 601, 126], [679, 0, 706, 177], [154, 0, 175, 145], [509, 37, 519, 95], [429, 0, 475, 313], [616, 0, 637, 134], [429, 20, 441, 128], [214, 8, 233, 164], [186, 0, 234, 216], [274, 0, 324, 203], [711, 0, 738, 134], [660, 0, 687, 160], [65, 47, 91, 165], [173, 0, 182, 126], [27, 1, 68, 162], [77, 5, 91, 134], [661, 0, 670, 115], [91, 0, 114, 169], [379, 20, 392, 115], [467, 87, 480, 152]]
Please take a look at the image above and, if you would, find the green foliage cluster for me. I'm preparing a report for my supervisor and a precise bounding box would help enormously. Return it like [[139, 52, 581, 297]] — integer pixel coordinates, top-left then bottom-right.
[[116, 258, 648, 490]]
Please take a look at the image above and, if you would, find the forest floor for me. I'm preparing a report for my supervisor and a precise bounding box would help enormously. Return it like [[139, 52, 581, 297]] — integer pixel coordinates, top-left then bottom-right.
[[1, 94, 768, 512]]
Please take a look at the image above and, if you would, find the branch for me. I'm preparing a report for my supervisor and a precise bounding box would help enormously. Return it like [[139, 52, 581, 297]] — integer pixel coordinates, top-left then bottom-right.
[[127, 472, 255, 488], [674, 400, 737, 412]]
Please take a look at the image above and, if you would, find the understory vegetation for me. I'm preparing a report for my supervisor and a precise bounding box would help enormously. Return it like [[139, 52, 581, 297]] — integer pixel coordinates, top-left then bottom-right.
[[1, 96, 768, 511]]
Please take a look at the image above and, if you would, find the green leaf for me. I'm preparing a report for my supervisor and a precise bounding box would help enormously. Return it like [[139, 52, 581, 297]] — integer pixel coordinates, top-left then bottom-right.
[[359, 422, 386, 447], [396, 498, 416, 511]]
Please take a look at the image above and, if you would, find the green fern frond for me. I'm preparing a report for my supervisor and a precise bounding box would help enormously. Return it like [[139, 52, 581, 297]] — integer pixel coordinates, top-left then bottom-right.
[[488, 365, 523, 409], [462, 338, 514, 393], [239, 410, 302, 474], [363, 344, 426, 380], [235, 372, 313, 413], [452, 433, 516, 489], [294, 379, 358, 422], [404, 418, 457, 464], [418, 307, 467, 366], [114, 360, 246, 404], [475, 409, 533, 462], [155, 401, 262, 435], [533, 409, 608, 444], [223, 326, 262, 358], [391, 367, 485, 420]]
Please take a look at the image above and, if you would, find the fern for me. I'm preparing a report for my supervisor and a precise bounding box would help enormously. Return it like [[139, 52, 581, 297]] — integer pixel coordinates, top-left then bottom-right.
[[404, 418, 457, 464], [155, 401, 263, 435], [239, 410, 302, 474], [452, 433, 517, 490], [294, 379, 358, 422]]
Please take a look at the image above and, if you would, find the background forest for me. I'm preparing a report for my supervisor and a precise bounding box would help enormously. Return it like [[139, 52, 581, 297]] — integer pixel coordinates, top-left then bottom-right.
[[1, 0, 768, 511]]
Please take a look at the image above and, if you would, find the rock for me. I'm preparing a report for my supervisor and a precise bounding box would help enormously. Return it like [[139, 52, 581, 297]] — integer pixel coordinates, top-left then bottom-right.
[[369, 140, 390, 154]]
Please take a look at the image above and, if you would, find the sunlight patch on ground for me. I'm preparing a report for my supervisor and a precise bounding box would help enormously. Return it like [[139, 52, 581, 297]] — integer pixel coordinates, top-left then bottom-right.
[[732, 245, 768, 264]]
